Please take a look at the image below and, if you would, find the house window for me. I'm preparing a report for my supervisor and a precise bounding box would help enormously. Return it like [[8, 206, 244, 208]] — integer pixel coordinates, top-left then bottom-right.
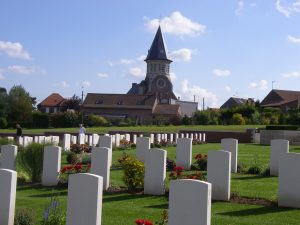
[[161, 64, 165, 73], [95, 99, 103, 104], [117, 100, 123, 105]]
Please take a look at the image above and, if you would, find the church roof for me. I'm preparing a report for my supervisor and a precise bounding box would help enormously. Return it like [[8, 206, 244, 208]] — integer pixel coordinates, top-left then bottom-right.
[[145, 26, 171, 62]]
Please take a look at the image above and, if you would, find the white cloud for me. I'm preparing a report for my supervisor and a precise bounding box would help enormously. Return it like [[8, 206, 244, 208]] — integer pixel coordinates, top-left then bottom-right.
[[276, 0, 300, 17], [178, 79, 218, 108], [282, 71, 300, 78], [225, 86, 231, 92], [97, 73, 109, 78], [128, 67, 144, 79], [7, 65, 36, 74], [235, 1, 245, 15], [170, 72, 177, 82], [0, 41, 31, 60], [0, 74, 5, 80], [287, 35, 300, 44], [82, 80, 91, 88], [61, 81, 70, 88], [146, 11, 206, 37], [136, 55, 147, 61], [248, 80, 268, 90], [120, 58, 135, 64], [212, 69, 231, 77], [169, 48, 195, 62]]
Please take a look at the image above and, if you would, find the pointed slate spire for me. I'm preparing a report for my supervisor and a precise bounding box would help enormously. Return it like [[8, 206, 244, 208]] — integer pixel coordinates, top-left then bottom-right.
[[146, 26, 171, 61]]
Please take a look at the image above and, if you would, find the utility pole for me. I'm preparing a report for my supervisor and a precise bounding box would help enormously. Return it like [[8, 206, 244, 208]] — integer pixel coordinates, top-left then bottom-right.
[[202, 97, 205, 111], [81, 86, 84, 124]]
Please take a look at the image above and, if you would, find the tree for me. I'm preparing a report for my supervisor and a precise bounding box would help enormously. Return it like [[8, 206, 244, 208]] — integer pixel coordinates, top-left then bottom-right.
[[7, 85, 34, 124], [0, 87, 8, 118], [62, 94, 82, 112]]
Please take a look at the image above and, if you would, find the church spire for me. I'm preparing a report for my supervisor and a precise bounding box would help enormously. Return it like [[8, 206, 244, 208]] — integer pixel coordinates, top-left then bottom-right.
[[145, 26, 171, 62]]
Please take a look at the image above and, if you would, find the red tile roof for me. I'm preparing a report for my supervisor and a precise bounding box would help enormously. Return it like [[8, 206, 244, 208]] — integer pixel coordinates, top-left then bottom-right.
[[38, 93, 65, 107]]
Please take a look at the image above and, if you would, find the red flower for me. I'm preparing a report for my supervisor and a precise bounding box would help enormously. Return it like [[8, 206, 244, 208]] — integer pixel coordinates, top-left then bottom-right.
[[144, 220, 153, 225], [135, 219, 144, 225], [169, 172, 175, 177], [174, 166, 183, 172], [87, 163, 91, 169], [61, 167, 67, 173]]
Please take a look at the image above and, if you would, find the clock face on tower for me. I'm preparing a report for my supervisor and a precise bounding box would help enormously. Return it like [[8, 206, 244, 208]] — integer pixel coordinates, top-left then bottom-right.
[[156, 78, 166, 89]]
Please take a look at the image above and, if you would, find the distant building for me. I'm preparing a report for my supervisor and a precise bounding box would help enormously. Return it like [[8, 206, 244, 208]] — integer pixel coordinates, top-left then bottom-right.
[[82, 26, 197, 124], [220, 97, 254, 109], [37, 93, 66, 113], [261, 89, 300, 112]]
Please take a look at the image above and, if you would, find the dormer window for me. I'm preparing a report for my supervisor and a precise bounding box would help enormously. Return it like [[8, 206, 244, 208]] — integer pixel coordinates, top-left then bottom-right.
[[95, 99, 103, 104]]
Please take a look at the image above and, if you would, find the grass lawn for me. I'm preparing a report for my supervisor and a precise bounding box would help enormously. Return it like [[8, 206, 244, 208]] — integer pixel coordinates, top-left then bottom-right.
[[13, 143, 300, 224], [0, 124, 264, 135]]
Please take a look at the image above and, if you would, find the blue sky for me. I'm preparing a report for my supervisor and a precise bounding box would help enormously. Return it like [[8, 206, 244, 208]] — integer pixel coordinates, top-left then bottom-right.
[[0, 0, 300, 108]]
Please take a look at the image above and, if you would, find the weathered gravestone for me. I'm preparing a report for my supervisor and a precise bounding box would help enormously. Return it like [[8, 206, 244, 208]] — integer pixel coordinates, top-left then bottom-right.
[[144, 148, 166, 195], [278, 152, 300, 208], [0, 169, 17, 225], [91, 147, 110, 190], [78, 134, 85, 145], [176, 138, 192, 170], [207, 150, 231, 201], [98, 136, 112, 166], [270, 139, 289, 176], [66, 173, 103, 225], [168, 179, 211, 225], [42, 146, 61, 186], [0, 145, 17, 171], [221, 138, 238, 173], [136, 137, 150, 162]]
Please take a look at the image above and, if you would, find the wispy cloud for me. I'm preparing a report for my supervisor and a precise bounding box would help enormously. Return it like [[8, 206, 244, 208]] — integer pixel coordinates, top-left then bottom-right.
[[177, 79, 218, 108], [248, 80, 268, 90], [235, 1, 245, 15], [287, 35, 300, 44], [225, 86, 231, 92], [97, 73, 109, 78], [282, 71, 300, 78], [170, 72, 177, 82], [276, 0, 300, 17], [7, 65, 36, 74], [82, 80, 91, 88], [212, 69, 231, 77], [0, 40, 31, 60], [61, 81, 70, 88], [128, 67, 144, 79], [146, 11, 206, 37], [169, 48, 196, 62], [120, 58, 135, 64]]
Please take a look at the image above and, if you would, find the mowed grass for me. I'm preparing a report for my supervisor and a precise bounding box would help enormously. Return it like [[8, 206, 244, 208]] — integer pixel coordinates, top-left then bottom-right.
[[1, 124, 264, 135], [15, 143, 300, 225]]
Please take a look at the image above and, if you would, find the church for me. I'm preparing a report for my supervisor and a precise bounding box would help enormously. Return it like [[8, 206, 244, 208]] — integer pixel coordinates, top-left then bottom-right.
[[82, 26, 197, 124]]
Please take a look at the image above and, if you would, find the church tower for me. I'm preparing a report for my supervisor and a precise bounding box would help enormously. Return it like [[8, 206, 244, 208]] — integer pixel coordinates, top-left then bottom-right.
[[145, 26, 172, 94]]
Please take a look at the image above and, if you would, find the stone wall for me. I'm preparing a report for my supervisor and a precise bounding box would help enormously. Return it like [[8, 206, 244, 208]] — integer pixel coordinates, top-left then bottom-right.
[[260, 130, 300, 145]]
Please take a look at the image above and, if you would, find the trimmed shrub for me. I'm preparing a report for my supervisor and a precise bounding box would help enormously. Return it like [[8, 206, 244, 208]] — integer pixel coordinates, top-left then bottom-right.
[[50, 112, 80, 128], [166, 157, 176, 171], [266, 125, 298, 130], [232, 113, 246, 125], [122, 156, 144, 191], [86, 114, 108, 126], [17, 143, 44, 183], [247, 165, 262, 175], [66, 152, 81, 165], [194, 153, 208, 171], [31, 111, 49, 128]]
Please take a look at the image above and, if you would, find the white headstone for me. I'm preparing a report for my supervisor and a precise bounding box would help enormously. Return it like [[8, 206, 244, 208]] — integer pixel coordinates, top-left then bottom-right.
[[278, 152, 300, 208], [270, 139, 289, 176], [175, 133, 179, 142], [91, 147, 110, 190], [207, 150, 231, 201], [199, 133, 202, 141], [0, 169, 17, 225], [125, 133, 130, 142], [195, 133, 198, 140], [180, 133, 184, 138], [176, 138, 192, 170], [78, 134, 85, 145], [169, 133, 174, 143], [139, 134, 143, 137], [190, 133, 194, 140], [71, 135, 77, 144], [221, 138, 238, 173], [0, 145, 17, 171], [92, 134, 99, 147], [42, 146, 61, 186], [99, 136, 112, 166], [150, 134, 154, 144], [85, 135, 88, 143], [136, 137, 150, 162], [168, 179, 211, 225], [88, 135, 93, 147], [133, 134, 137, 144], [144, 148, 166, 195], [157, 133, 161, 142], [38, 136, 45, 144], [34, 136, 38, 143], [115, 134, 120, 147], [66, 173, 103, 225], [63, 134, 71, 151], [7, 136, 14, 142], [203, 133, 206, 142]]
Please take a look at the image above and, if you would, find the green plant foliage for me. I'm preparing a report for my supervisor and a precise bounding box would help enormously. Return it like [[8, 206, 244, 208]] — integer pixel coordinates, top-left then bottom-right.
[[121, 156, 144, 191], [246, 154, 262, 175], [66, 152, 81, 164], [86, 114, 108, 126], [42, 195, 66, 225], [14, 208, 36, 225], [232, 113, 246, 125], [31, 111, 50, 128], [17, 143, 44, 183], [0, 117, 7, 128], [49, 112, 81, 128]]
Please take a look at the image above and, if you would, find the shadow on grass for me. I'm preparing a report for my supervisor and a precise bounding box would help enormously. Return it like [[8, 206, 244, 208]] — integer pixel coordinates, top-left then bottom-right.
[[145, 203, 168, 209], [233, 175, 275, 181], [103, 192, 152, 203], [29, 191, 68, 198], [218, 205, 295, 217]]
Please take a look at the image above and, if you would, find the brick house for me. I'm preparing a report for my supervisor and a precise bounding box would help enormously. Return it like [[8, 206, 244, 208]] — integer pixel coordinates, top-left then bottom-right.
[[260, 89, 300, 112], [37, 93, 66, 113]]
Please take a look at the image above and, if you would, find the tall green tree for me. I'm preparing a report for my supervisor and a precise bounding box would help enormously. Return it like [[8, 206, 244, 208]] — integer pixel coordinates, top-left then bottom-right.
[[7, 85, 34, 124], [0, 87, 8, 118]]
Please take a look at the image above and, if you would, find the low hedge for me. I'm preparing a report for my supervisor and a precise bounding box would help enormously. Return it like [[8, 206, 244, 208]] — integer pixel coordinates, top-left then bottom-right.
[[265, 125, 298, 130]]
